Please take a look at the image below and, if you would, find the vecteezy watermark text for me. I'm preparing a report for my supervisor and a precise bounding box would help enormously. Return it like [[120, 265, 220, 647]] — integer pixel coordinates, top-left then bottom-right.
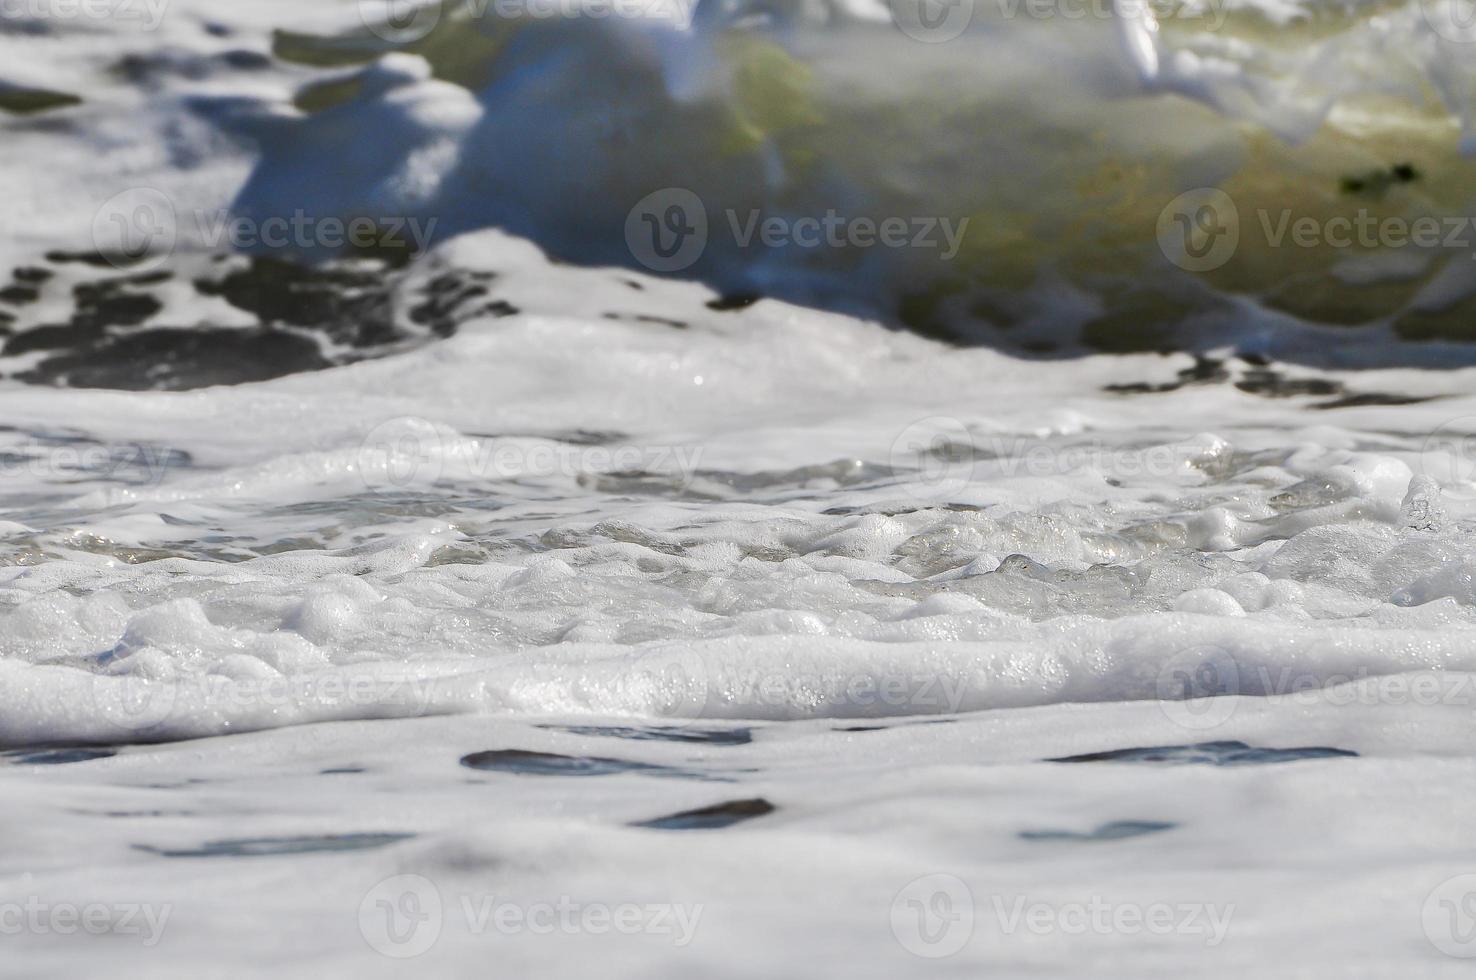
[[890, 873, 1234, 958], [91, 189, 439, 272], [359, 875, 703, 958], [88, 668, 438, 738], [732, 668, 971, 714], [887, 0, 1227, 44], [358, 0, 695, 43], [2, 0, 170, 29], [0, 440, 177, 487], [1155, 643, 1476, 730], [625, 189, 970, 273], [1157, 187, 1476, 273], [988, 894, 1234, 945], [0, 898, 172, 946], [194, 210, 438, 254]]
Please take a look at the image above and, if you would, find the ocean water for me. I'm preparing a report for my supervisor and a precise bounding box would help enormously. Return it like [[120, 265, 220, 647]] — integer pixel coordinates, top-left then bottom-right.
[[4, 0, 1476, 975]]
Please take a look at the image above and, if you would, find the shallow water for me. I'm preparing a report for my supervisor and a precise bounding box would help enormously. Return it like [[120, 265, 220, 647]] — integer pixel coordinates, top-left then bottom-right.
[[5, 0, 1476, 975]]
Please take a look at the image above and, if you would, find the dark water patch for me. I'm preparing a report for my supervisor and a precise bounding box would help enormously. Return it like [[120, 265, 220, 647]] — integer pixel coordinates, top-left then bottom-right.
[[707, 293, 762, 311], [1047, 740, 1358, 767], [143, 778, 212, 790], [1104, 356, 1229, 395], [72, 279, 164, 324], [460, 749, 732, 781], [1019, 820, 1176, 842], [219, 50, 273, 71], [408, 270, 504, 336], [113, 49, 272, 85], [0, 248, 504, 389], [634, 798, 775, 831], [574, 470, 726, 501], [1104, 359, 1429, 410], [134, 833, 413, 858], [832, 719, 956, 733], [6, 267, 48, 287], [196, 257, 400, 341], [74, 809, 196, 818], [4, 747, 117, 765], [1312, 391, 1437, 410], [544, 429, 628, 447], [4, 275, 164, 358], [536, 725, 753, 746], [18, 327, 331, 390], [1235, 368, 1341, 398], [0, 17, 50, 36], [44, 250, 153, 269], [294, 74, 366, 114], [602, 312, 689, 329], [481, 299, 520, 318], [1340, 163, 1419, 198], [0, 86, 82, 115], [0, 285, 40, 305], [1104, 358, 1370, 404], [4, 322, 104, 357]]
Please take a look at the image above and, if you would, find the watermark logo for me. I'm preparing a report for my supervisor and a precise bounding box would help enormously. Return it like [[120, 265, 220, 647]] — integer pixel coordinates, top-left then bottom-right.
[[1157, 188, 1239, 273], [889, 0, 974, 41], [620, 648, 710, 728], [625, 188, 709, 274], [1421, 0, 1476, 42], [1156, 644, 1240, 730], [891, 873, 975, 957], [357, 417, 449, 494], [360, 0, 444, 42], [1425, 874, 1476, 957], [89, 665, 180, 739], [92, 188, 177, 274], [361, 874, 444, 958], [888, 416, 976, 501], [359, 876, 703, 955], [1420, 418, 1476, 502]]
